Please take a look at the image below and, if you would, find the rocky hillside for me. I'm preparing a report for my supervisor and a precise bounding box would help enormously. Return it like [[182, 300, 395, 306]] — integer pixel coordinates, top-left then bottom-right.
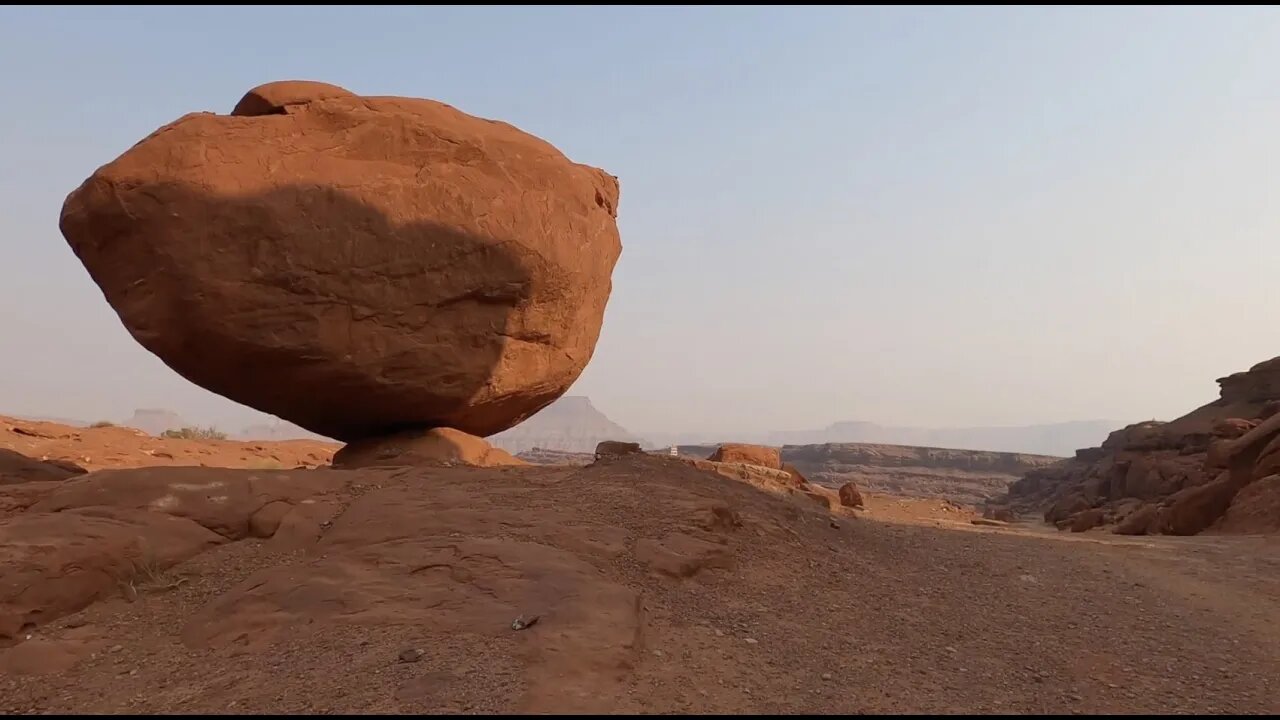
[[992, 356, 1280, 535], [664, 443, 1058, 507], [488, 396, 645, 454]]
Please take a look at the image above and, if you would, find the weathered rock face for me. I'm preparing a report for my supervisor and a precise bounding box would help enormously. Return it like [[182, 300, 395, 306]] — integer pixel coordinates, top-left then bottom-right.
[[60, 81, 622, 442], [994, 355, 1280, 536]]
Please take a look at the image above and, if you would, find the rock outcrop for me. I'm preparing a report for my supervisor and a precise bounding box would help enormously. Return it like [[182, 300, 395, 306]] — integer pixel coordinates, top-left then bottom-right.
[[332, 428, 525, 469], [707, 444, 782, 470], [515, 447, 597, 466], [594, 441, 643, 459], [60, 80, 622, 443], [683, 445, 852, 517], [0, 449, 85, 486], [995, 356, 1280, 535]]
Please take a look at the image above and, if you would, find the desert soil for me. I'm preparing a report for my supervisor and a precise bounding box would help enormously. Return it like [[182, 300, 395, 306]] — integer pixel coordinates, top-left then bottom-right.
[[2, 449, 1277, 715], [1, 415, 335, 472]]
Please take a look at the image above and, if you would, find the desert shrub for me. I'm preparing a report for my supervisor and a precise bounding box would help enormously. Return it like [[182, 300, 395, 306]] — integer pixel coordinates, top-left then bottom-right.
[[90, 420, 115, 428], [161, 426, 228, 441]]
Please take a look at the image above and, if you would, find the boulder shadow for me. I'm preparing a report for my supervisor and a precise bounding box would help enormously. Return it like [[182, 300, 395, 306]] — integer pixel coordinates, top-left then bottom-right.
[[61, 181, 560, 442]]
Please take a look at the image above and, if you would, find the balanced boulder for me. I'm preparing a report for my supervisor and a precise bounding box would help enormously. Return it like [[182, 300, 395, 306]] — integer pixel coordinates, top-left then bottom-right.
[[59, 81, 622, 442]]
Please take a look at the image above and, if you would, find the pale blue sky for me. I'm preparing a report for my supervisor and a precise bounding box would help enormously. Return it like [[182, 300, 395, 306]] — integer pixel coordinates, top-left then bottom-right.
[[1, 6, 1277, 436]]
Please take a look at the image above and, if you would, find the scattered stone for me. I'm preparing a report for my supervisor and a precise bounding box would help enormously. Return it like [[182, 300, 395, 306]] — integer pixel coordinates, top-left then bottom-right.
[[595, 440, 643, 459], [397, 648, 424, 664], [837, 482, 864, 509], [510, 615, 541, 631]]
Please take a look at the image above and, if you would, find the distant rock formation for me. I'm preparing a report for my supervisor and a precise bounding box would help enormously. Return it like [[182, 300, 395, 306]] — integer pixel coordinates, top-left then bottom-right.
[[670, 442, 1059, 507], [993, 356, 1280, 535], [488, 396, 645, 454], [766, 420, 1116, 458], [516, 447, 597, 466], [236, 420, 332, 443], [121, 409, 188, 437]]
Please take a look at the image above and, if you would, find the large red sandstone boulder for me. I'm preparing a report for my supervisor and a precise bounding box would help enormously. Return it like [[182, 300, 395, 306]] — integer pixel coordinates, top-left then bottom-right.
[[837, 482, 864, 509], [59, 81, 622, 442], [707, 444, 781, 470]]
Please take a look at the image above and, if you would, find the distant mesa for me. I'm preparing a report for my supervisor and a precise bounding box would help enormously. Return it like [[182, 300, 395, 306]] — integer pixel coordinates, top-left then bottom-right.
[[670, 442, 1058, 507], [489, 396, 646, 454], [235, 420, 332, 443], [121, 408, 188, 437], [765, 419, 1117, 458], [59, 79, 623, 456]]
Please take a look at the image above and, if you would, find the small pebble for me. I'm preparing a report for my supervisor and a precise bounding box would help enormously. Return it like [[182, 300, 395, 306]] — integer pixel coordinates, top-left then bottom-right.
[[821, 672, 832, 681], [398, 648, 424, 663], [744, 638, 758, 645]]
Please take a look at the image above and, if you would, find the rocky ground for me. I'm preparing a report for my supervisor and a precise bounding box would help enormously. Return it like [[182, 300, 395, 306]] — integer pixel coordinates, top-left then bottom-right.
[[2, 432, 1278, 714], [1, 416, 335, 474]]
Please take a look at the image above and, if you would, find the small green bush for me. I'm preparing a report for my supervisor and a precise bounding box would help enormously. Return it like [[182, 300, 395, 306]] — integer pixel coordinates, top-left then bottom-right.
[[161, 426, 228, 441], [90, 420, 115, 428]]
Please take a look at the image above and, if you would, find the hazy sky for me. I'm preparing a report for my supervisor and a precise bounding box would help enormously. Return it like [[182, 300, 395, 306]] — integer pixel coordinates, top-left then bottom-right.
[[1, 6, 1277, 436]]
